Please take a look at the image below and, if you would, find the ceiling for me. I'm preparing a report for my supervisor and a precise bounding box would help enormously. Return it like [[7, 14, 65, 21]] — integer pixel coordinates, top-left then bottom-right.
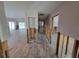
[[4, 1, 63, 18]]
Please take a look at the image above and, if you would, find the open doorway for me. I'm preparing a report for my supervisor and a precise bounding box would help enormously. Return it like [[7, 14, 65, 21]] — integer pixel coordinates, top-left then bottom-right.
[[7, 20, 27, 57]]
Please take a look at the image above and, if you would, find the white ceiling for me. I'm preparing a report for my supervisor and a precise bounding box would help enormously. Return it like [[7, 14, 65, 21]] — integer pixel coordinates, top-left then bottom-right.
[[4, 1, 63, 18]]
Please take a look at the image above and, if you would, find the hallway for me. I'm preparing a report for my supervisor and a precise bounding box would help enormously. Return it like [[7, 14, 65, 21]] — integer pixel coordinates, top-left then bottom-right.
[[0, 1, 79, 58], [8, 30, 56, 58]]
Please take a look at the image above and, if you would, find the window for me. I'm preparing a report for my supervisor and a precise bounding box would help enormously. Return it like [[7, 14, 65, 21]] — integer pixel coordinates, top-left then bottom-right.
[[53, 15, 59, 27], [9, 22, 15, 31], [19, 22, 26, 29]]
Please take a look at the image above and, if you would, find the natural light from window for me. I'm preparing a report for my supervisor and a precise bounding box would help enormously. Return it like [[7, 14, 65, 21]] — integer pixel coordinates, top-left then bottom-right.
[[9, 22, 15, 31], [19, 22, 26, 30]]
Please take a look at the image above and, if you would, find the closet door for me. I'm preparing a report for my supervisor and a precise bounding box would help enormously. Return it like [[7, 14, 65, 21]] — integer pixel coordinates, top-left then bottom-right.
[[76, 47, 79, 58], [72, 40, 79, 58], [66, 37, 75, 58], [58, 33, 64, 57], [62, 35, 68, 57]]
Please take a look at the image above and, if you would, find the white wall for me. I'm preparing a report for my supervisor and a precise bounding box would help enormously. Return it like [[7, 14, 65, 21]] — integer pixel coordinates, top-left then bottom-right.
[[0, 2, 9, 42], [51, 2, 79, 40], [7, 18, 26, 22], [26, 9, 38, 29]]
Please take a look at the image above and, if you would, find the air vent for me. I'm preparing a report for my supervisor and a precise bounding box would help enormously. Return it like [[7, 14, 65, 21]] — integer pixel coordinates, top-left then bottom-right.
[[39, 14, 44, 16]]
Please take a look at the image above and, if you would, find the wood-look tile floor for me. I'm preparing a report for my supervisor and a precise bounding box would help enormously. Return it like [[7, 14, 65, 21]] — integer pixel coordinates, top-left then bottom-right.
[[8, 30, 55, 58]]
